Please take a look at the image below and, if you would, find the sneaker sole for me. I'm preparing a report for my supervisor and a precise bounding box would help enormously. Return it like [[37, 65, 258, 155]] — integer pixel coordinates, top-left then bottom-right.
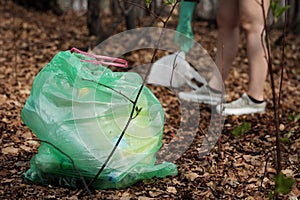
[[219, 107, 266, 116]]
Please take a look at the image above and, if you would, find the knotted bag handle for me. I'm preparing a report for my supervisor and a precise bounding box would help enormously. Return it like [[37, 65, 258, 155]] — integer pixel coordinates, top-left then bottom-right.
[[70, 47, 128, 68]]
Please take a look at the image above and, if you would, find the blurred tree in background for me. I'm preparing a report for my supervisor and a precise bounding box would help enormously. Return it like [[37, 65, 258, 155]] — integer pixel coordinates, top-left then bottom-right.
[[12, 0, 63, 15], [12, 0, 299, 40]]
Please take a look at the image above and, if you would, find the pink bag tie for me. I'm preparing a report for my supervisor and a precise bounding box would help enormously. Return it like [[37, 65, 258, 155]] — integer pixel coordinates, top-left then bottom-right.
[[70, 47, 128, 68]]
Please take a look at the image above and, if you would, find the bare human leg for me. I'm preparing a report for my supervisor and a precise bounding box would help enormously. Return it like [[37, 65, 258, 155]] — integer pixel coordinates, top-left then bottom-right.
[[240, 0, 270, 101], [208, 0, 240, 92]]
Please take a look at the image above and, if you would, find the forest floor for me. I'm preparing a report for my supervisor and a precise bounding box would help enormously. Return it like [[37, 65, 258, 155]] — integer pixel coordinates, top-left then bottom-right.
[[0, 1, 299, 199]]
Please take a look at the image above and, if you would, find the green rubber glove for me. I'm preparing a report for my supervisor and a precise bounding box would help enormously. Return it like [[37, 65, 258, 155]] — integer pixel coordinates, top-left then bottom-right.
[[174, 0, 196, 53]]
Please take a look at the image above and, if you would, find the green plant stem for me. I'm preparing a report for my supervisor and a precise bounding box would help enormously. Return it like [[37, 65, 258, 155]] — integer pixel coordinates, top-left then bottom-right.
[[262, 0, 282, 174], [261, 0, 282, 199]]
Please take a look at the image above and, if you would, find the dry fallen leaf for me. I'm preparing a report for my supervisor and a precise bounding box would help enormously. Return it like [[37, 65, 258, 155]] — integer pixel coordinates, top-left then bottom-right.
[[2, 146, 19, 155], [149, 190, 163, 198], [137, 197, 154, 200], [281, 169, 294, 177], [19, 145, 32, 152], [172, 178, 185, 186], [0, 169, 9, 177], [185, 172, 199, 181], [166, 186, 177, 194], [0, 94, 7, 105]]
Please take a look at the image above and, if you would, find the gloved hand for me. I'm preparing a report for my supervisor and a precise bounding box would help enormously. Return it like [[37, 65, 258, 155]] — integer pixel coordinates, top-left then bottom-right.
[[174, 0, 196, 53]]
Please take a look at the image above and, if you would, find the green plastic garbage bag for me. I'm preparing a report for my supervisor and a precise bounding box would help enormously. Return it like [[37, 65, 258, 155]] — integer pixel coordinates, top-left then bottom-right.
[[21, 49, 177, 189]]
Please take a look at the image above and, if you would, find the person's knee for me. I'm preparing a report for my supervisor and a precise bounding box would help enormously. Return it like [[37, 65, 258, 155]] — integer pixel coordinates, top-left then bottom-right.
[[240, 15, 264, 33]]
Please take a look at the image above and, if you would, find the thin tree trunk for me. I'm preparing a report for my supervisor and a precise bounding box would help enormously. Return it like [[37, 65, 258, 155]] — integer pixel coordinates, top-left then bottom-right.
[[87, 0, 103, 38], [289, 0, 300, 33], [124, 1, 136, 30]]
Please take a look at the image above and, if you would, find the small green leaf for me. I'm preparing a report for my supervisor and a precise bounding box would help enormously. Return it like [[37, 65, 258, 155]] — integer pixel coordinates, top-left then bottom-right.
[[268, 191, 274, 200], [288, 114, 294, 121], [275, 6, 290, 18], [288, 113, 300, 122], [164, 0, 176, 5], [280, 137, 289, 144], [133, 106, 143, 119], [145, 0, 152, 8], [137, 107, 142, 114], [287, 130, 293, 138], [275, 172, 296, 194], [281, 131, 293, 143], [231, 121, 252, 137], [294, 113, 300, 122], [270, 0, 290, 22]]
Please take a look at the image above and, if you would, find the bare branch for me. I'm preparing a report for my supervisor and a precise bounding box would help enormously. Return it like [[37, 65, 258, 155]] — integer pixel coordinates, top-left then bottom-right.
[[120, 0, 164, 23], [82, 78, 135, 104], [81, 0, 180, 194], [26, 138, 91, 195], [260, 0, 284, 198]]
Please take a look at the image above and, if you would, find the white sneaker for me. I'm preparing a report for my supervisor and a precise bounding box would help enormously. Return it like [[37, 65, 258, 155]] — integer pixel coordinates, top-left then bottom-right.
[[216, 93, 266, 116], [178, 85, 224, 105]]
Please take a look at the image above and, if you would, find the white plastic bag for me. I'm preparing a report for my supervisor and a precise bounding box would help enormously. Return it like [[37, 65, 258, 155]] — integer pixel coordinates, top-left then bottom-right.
[[147, 51, 206, 89]]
